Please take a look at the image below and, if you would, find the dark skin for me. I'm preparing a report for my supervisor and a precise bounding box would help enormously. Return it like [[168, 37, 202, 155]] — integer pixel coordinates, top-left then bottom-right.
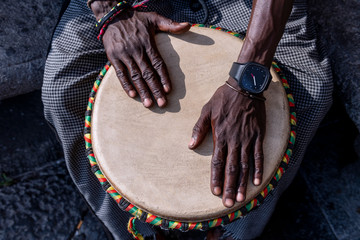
[[189, 0, 294, 208], [92, 0, 191, 107], [91, 0, 293, 211]]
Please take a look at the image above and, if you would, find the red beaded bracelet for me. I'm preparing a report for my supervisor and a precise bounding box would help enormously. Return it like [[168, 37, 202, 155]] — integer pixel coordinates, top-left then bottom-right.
[[96, 0, 150, 42]]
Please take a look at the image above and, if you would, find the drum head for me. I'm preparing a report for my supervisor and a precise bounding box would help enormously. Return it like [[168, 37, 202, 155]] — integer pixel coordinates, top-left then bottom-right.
[[91, 27, 290, 222]]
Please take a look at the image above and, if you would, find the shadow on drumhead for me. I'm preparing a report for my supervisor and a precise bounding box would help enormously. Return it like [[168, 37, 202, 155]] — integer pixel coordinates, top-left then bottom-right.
[[149, 34, 187, 114], [170, 31, 215, 46], [150, 31, 216, 115], [192, 131, 213, 157]]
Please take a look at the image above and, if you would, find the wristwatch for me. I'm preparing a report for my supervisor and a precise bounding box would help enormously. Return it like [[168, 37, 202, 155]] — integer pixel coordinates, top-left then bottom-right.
[[229, 62, 272, 94]]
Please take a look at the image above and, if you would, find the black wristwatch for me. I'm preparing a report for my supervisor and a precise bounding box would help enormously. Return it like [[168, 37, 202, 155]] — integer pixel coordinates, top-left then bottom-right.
[[229, 62, 272, 94]]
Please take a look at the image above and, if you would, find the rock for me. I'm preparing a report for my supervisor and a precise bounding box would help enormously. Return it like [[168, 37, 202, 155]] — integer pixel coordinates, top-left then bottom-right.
[[308, 0, 360, 131], [0, 90, 107, 239], [0, 91, 63, 176], [72, 210, 107, 240], [1, 0, 359, 133], [0, 163, 86, 240], [0, 0, 64, 100]]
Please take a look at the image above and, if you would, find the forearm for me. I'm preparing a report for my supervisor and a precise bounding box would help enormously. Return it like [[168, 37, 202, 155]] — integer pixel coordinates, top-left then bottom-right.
[[238, 0, 294, 68]]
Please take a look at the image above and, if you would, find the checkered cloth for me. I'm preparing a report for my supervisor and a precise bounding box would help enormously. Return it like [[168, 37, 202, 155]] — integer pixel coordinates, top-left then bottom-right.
[[42, 0, 333, 239]]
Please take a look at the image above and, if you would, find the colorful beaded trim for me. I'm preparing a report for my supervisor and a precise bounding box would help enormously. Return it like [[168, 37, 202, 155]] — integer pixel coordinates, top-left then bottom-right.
[[84, 24, 297, 232]]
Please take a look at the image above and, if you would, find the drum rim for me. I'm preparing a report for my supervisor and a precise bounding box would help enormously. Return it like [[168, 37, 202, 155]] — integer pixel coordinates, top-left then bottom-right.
[[84, 24, 297, 231]]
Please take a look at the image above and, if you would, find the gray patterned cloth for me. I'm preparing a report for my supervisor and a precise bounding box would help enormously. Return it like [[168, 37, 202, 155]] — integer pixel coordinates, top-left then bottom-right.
[[42, 0, 333, 239]]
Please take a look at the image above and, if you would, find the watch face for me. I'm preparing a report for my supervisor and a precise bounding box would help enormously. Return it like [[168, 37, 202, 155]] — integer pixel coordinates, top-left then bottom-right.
[[241, 64, 270, 94]]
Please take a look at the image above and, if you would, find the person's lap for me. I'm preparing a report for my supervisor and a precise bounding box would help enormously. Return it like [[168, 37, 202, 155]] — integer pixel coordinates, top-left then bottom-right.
[[42, 0, 332, 239]]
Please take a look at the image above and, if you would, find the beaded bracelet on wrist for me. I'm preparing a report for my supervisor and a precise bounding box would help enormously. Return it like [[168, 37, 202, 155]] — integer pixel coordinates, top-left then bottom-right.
[[96, 1, 129, 35], [95, 0, 150, 42], [96, 1, 130, 41]]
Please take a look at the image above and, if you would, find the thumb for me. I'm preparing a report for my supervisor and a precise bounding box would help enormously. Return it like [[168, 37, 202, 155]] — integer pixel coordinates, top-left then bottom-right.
[[155, 15, 191, 34], [189, 105, 211, 149]]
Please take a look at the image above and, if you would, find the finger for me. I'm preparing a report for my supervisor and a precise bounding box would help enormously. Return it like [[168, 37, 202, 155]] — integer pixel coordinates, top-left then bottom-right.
[[154, 14, 191, 34], [112, 59, 136, 98], [253, 135, 264, 186], [122, 55, 153, 108], [210, 140, 227, 197], [222, 145, 240, 208], [135, 51, 167, 107], [237, 145, 250, 202], [146, 44, 171, 94], [188, 104, 211, 149]]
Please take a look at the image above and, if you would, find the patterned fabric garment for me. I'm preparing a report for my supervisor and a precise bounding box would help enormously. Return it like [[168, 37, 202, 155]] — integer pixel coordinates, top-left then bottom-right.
[[42, 0, 333, 239]]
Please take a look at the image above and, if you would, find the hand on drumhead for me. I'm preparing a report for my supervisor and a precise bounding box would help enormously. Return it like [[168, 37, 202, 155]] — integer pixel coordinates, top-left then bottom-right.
[[101, 11, 190, 108], [188, 78, 266, 208]]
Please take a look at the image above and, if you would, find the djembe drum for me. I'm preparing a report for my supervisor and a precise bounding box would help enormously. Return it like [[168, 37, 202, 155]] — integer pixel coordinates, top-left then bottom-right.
[[84, 25, 296, 237]]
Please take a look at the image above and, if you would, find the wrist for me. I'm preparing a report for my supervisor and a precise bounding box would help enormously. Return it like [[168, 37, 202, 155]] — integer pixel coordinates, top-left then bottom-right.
[[237, 38, 275, 68], [91, 0, 119, 21], [225, 79, 266, 101], [227, 77, 264, 97]]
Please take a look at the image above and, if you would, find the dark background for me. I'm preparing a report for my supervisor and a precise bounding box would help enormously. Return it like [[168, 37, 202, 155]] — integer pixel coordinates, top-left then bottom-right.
[[1, 0, 359, 239]]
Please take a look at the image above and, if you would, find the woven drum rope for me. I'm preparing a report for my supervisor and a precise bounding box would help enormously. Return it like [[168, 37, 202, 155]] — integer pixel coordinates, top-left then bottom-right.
[[83, 24, 297, 235]]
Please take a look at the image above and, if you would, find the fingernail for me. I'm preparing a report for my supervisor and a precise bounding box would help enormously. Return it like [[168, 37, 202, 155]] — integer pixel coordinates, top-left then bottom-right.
[[143, 98, 152, 107], [129, 90, 136, 98], [157, 97, 166, 107], [254, 178, 261, 186], [213, 187, 221, 195], [163, 84, 170, 93], [180, 22, 190, 26], [236, 193, 245, 202], [225, 198, 234, 207], [188, 138, 195, 148]]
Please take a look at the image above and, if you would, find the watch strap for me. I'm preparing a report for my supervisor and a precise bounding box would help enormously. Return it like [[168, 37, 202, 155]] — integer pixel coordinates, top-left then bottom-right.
[[229, 62, 246, 85]]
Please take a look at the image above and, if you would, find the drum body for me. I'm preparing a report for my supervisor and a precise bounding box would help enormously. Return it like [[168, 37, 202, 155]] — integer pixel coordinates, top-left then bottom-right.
[[85, 26, 296, 229]]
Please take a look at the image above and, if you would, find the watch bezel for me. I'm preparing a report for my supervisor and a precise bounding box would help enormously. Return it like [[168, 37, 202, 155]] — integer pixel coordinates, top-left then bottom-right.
[[229, 62, 272, 94]]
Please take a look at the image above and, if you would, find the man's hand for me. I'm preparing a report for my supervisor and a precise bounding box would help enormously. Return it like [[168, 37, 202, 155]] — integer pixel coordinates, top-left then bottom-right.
[[188, 78, 266, 208], [102, 10, 190, 108]]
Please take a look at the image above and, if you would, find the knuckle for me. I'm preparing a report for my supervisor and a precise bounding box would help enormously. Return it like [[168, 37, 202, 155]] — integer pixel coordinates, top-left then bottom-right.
[[225, 188, 236, 195], [115, 69, 126, 79], [211, 157, 225, 169], [211, 177, 222, 185], [151, 87, 162, 97], [130, 71, 142, 83], [192, 123, 202, 134], [231, 140, 241, 149], [121, 82, 132, 91], [226, 164, 239, 175], [241, 162, 249, 169], [142, 69, 156, 82], [254, 152, 264, 160], [167, 19, 174, 25], [138, 88, 149, 98], [254, 168, 263, 175], [152, 57, 165, 70], [239, 181, 247, 188], [131, 73, 141, 83], [146, 46, 157, 56]]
